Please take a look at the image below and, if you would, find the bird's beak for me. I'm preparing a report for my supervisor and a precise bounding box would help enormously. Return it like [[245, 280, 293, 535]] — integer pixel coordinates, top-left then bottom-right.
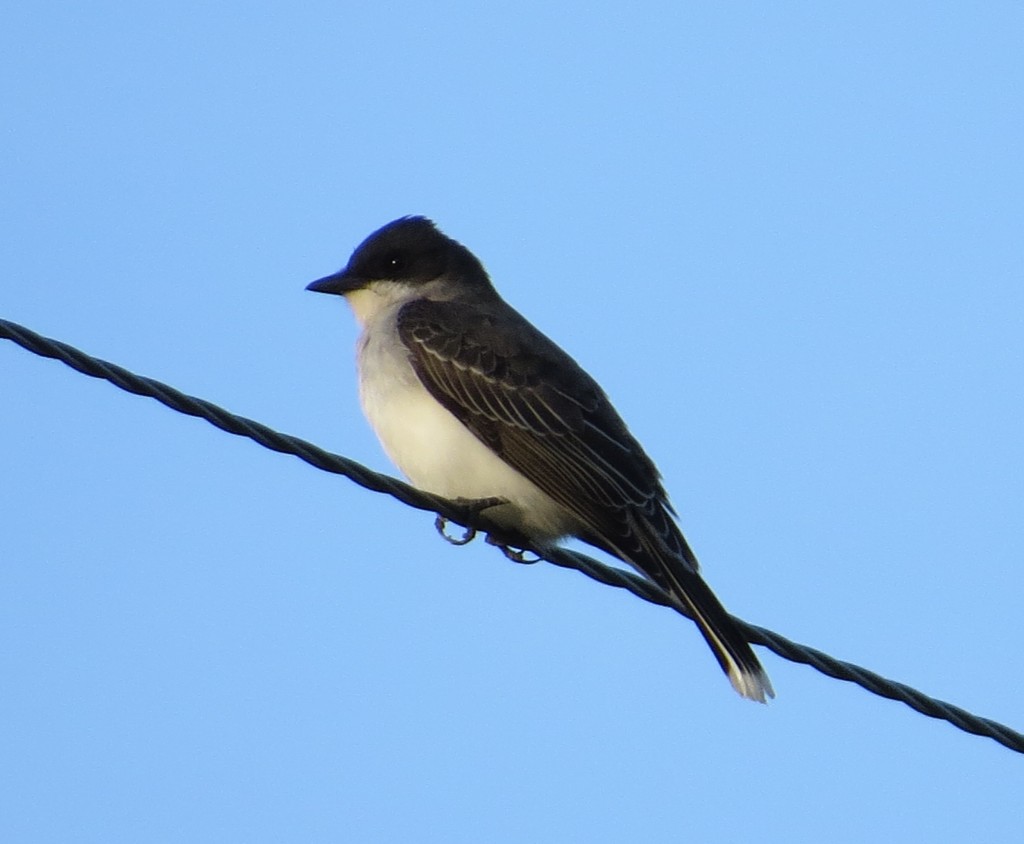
[[306, 269, 363, 296]]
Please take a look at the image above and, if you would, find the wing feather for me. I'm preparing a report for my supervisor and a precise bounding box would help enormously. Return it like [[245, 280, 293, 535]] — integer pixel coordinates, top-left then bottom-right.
[[397, 298, 680, 564], [396, 297, 773, 702]]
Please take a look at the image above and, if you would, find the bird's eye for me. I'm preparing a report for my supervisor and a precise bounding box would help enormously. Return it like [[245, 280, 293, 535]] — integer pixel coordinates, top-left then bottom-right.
[[385, 253, 407, 273]]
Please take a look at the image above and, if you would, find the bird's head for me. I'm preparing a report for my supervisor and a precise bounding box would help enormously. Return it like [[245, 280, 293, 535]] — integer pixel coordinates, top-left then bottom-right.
[[307, 216, 492, 325]]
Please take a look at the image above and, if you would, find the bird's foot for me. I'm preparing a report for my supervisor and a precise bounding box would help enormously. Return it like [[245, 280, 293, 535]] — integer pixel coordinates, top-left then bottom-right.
[[434, 496, 508, 546], [483, 533, 542, 565]]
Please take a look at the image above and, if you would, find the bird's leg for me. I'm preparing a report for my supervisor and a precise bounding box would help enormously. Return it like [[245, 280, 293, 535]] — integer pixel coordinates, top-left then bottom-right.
[[434, 496, 508, 546], [489, 540, 542, 565], [433, 497, 540, 563], [480, 529, 542, 565]]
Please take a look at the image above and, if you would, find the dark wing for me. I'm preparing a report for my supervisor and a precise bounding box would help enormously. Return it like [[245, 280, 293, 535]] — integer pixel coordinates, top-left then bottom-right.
[[396, 297, 698, 580], [397, 297, 773, 702]]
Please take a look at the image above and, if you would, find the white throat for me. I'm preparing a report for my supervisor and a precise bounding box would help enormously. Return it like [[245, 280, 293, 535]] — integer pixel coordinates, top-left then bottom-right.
[[343, 282, 418, 327]]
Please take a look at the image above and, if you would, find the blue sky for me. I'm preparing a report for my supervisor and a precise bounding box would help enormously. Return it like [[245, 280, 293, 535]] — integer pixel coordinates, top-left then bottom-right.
[[2, 3, 1023, 841]]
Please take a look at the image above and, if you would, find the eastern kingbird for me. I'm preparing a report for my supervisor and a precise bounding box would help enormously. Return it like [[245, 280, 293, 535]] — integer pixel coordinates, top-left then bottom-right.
[[308, 216, 773, 702]]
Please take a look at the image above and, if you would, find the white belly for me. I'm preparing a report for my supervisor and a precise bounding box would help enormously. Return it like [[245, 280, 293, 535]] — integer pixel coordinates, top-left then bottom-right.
[[355, 307, 575, 543]]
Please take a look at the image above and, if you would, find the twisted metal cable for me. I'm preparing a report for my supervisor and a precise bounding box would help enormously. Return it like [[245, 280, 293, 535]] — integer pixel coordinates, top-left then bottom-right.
[[3, 316, 1022, 755]]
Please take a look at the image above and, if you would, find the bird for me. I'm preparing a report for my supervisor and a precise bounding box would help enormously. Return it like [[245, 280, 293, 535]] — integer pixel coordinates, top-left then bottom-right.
[[307, 216, 773, 702]]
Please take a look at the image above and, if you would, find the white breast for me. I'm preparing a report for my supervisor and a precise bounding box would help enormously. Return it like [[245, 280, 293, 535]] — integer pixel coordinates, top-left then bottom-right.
[[354, 299, 576, 543]]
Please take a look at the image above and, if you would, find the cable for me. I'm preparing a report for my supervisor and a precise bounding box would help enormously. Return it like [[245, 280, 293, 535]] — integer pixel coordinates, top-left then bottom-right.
[[3, 315, 1022, 755]]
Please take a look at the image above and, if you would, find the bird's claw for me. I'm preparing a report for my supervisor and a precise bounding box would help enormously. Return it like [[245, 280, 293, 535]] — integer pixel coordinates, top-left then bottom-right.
[[433, 496, 508, 546], [497, 544, 541, 565], [482, 532, 541, 564], [435, 515, 477, 545]]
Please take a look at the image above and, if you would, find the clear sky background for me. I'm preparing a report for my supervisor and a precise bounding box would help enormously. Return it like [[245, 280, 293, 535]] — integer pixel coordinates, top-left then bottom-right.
[[2, 3, 1023, 842]]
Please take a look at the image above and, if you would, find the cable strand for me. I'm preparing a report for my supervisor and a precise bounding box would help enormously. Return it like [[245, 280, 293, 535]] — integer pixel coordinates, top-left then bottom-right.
[[3, 316, 1021, 755]]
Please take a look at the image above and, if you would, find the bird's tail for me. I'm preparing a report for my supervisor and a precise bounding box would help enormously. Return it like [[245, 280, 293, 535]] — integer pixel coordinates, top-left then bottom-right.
[[664, 565, 774, 702], [580, 510, 773, 700]]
